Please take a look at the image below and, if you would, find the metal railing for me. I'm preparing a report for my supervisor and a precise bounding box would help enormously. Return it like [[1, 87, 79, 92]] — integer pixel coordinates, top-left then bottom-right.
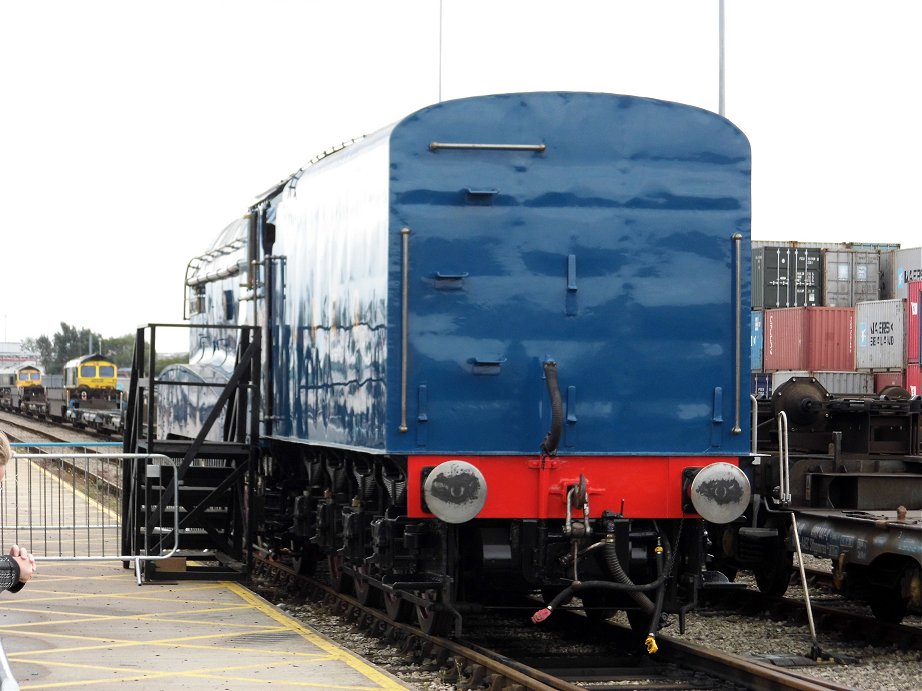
[[1, 448, 179, 585]]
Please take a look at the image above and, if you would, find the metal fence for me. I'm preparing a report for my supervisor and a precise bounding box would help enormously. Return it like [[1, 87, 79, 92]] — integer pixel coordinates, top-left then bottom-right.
[[1, 449, 178, 583], [0, 447, 183, 690]]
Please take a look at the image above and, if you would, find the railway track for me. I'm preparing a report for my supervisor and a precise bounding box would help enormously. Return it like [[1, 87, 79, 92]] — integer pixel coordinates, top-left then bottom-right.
[[701, 571, 922, 653], [1, 411, 123, 497], [3, 412, 915, 687], [0, 410, 121, 443], [251, 554, 856, 691]]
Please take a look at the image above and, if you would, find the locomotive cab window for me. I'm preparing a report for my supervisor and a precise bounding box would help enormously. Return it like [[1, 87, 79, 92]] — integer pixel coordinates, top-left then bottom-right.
[[188, 285, 206, 317], [81, 365, 96, 378], [223, 289, 235, 321], [99, 365, 115, 377]]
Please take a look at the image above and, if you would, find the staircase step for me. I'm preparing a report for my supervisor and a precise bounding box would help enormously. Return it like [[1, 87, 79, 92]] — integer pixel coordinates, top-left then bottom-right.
[[136, 439, 251, 460], [145, 553, 246, 582]]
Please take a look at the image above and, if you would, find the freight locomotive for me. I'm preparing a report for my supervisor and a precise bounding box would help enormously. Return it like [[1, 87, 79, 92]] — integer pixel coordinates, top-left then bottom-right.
[[55, 353, 122, 430], [162, 91, 756, 640], [1, 354, 124, 433], [0, 363, 46, 413]]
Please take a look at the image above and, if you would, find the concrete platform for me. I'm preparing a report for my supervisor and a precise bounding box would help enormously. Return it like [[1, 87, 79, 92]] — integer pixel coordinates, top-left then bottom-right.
[[0, 560, 412, 690]]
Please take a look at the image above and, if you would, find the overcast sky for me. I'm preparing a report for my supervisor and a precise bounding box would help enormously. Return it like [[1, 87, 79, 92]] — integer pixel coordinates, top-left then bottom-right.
[[2, 1, 919, 352]]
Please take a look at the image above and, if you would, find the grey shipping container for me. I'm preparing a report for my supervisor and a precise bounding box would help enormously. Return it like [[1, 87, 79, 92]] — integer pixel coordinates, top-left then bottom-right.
[[879, 250, 897, 299], [823, 249, 880, 307], [751, 240, 845, 250], [771, 370, 874, 395], [856, 299, 905, 370], [892, 247, 922, 299], [848, 242, 901, 252], [752, 246, 824, 309]]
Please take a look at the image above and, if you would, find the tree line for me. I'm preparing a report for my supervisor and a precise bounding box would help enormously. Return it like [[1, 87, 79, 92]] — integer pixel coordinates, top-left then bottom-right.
[[21, 323, 186, 375]]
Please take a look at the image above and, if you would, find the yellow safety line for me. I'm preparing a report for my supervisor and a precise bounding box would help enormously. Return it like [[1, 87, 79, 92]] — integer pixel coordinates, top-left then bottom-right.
[[11, 637, 332, 659], [11, 657, 388, 689], [0, 611, 282, 631], [7, 595, 262, 612], [225, 581, 410, 690], [2, 561, 410, 688], [1, 463, 399, 686], [11, 583, 237, 601]]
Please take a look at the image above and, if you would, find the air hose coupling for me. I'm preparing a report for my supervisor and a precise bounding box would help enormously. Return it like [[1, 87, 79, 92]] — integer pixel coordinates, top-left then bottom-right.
[[531, 606, 553, 623]]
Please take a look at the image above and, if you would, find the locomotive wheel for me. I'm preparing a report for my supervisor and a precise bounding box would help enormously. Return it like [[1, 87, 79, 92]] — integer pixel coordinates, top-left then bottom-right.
[[384, 591, 411, 622], [869, 564, 918, 624], [714, 564, 738, 582], [327, 554, 352, 593], [291, 541, 318, 577], [353, 564, 381, 607], [753, 549, 794, 596], [709, 523, 739, 582], [869, 589, 908, 624], [415, 590, 452, 636]]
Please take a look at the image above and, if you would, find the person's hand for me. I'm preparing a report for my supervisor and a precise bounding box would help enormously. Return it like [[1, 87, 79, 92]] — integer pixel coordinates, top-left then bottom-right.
[[9, 544, 35, 583]]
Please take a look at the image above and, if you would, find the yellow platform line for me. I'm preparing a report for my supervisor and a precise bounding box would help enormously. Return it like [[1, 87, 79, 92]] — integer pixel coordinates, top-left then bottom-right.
[[12, 657, 389, 689], [9, 586, 250, 605], [225, 582, 408, 690], [3, 573, 409, 688], [5, 626, 297, 649], [0, 604, 265, 628], [11, 637, 335, 660], [10, 626, 401, 689]]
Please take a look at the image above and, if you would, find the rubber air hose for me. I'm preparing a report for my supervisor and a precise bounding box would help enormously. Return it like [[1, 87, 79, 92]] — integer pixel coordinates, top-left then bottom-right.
[[531, 574, 670, 624], [541, 360, 563, 456], [603, 541, 655, 615], [532, 529, 677, 625], [648, 545, 666, 631]]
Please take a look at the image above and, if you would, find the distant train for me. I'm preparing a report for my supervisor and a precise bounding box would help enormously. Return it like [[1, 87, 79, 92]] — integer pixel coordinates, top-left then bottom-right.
[[1, 354, 124, 433], [152, 91, 757, 641], [0, 363, 47, 413]]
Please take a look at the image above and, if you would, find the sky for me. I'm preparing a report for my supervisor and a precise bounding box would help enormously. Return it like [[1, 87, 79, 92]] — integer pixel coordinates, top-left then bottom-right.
[[2, 1, 919, 352]]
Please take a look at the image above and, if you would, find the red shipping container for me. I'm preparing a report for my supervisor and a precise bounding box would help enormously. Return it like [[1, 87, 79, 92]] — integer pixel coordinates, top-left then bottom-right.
[[874, 371, 904, 393], [906, 363, 920, 398], [764, 307, 856, 371], [907, 280, 921, 363]]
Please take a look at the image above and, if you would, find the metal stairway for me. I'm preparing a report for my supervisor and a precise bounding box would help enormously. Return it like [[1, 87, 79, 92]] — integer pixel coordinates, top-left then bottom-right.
[[121, 325, 261, 581]]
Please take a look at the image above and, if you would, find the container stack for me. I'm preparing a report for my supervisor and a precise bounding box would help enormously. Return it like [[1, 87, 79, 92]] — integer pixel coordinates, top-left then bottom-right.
[[749, 241, 922, 399]]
